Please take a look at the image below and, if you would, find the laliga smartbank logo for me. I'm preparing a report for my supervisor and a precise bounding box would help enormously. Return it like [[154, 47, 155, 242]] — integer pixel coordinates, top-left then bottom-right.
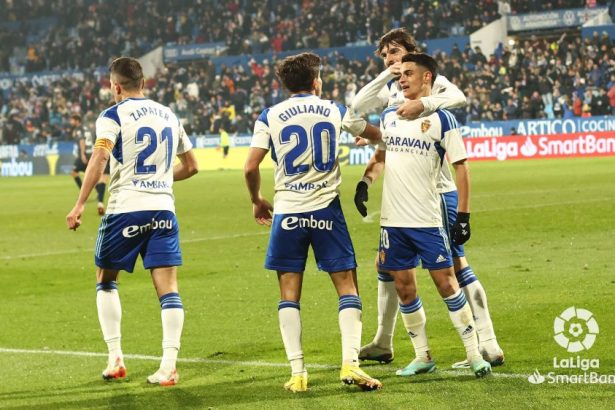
[[528, 307, 615, 385]]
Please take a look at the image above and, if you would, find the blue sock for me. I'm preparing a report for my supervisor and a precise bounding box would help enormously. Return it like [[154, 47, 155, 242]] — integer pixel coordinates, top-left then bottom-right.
[[159, 292, 183, 309], [443, 290, 467, 312], [399, 296, 423, 314], [278, 300, 300, 310], [456, 266, 478, 288], [377, 271, 394, 282], [96, 281, 118, 291], [339, 295, 362, 312]]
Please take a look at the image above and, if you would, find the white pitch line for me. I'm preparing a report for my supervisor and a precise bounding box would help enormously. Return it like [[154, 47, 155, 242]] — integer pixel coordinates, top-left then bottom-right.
[[362, 211, 380, 223], [0, 347, 526, 379], [0, 231, 269, 261]]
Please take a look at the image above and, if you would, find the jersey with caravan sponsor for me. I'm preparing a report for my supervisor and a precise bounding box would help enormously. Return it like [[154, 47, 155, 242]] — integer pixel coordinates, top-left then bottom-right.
[[378, 108, 467, 228], [351, 70, 463, 193], [95, 97, 193, 214], [251, 93, 367, 214]]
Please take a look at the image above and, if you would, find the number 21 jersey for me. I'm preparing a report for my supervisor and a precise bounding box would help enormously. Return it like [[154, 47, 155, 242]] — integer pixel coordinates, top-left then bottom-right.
[[95, 97, 193, 214], [251, 94, 367, 214]]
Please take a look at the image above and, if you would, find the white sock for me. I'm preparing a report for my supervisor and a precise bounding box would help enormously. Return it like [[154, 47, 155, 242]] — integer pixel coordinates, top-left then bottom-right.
[[399, 297, 431, 361], [443, 290, 481, 362], [278, 301, 305, 375], [159, 293, 184, 371], [457, 266, 498, 350], [96, 282, 123, 366], [338, 295, 362, 365], [373, 272, 398, 349]]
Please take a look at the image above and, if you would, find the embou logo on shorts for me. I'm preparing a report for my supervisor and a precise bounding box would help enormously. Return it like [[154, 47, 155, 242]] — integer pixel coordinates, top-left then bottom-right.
[[281, 215, 333, 231], [122, 218, 174, 238]]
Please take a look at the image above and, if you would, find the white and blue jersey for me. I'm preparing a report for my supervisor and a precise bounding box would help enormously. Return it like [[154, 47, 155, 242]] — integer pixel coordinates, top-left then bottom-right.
[[250, 93, 367, 214], [377, 108, 467, 271], [378, 108, 466, 228], [250, 93, 367, 273], [94, 97, 192, 272], [96, 97, 193, 214]]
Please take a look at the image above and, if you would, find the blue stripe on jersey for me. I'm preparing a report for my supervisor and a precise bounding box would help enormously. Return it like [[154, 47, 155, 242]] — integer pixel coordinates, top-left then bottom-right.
[[269, 137, 277, 163], [334, 102, 347, 119], [380, 105, 398, 124], [100, 105, 121, 126], [257, 107, 270, 127], [436, 109, 459, 136], [386, 79, 396, 90], [290, 93, 313, 98], [434, 141, 445, 164], [111, 131, 123, 164]]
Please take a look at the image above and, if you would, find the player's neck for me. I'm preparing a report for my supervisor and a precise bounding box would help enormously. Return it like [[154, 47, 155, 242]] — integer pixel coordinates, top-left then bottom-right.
[[407, 86, 431, 101], [118, 92, 146, 102], [290, 90, 315, 97]]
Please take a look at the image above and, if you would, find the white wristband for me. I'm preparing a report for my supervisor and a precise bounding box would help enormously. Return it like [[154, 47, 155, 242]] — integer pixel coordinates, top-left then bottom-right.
[[361, 176, 372, 187]]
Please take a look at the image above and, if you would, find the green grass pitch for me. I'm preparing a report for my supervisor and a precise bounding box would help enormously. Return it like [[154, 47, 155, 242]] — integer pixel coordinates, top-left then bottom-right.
[[1, 157, 614, 409]]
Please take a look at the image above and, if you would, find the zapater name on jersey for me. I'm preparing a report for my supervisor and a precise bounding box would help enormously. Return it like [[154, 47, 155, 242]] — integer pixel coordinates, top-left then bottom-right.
[[378, 108, 467, 228], [95, 97, 193, 215], [250, 93, 367, 214]]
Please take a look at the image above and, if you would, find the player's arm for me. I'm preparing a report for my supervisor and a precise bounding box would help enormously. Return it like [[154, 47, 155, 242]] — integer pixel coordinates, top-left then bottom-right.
[[245, 114, 273, 226], [351, 66, 398, 115], [66, 140, 112, 230], [354, 147, 386, 218], [244, 147, 273, 226], [437, 111, 471, 244], [174, 150, 198, 181], [174, 124, 199, 181], [397, 75, 467, 120]]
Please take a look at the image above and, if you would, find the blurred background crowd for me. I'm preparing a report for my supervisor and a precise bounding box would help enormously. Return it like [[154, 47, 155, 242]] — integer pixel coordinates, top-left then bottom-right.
[[1, 0, 614, 145]]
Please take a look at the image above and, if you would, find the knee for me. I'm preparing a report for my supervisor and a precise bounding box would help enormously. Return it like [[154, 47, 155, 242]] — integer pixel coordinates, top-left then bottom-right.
[[395, 283, 417, 305], [435, 279, 457, 298]]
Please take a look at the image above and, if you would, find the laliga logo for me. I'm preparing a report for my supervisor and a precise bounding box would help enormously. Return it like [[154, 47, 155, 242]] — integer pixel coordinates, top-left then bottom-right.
[[520, 137, 538, 157], [554, 307, 599, 353], [528, 369, 546, 384]]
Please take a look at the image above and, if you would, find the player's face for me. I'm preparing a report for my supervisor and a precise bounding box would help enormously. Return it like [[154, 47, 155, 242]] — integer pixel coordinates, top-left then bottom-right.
[[380, 42, 408, 67], [399, 62, 430, 100]]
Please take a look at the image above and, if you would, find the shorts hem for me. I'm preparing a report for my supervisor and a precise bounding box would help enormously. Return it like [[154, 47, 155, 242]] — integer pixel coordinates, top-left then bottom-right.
[[264, 264, 306, 273]]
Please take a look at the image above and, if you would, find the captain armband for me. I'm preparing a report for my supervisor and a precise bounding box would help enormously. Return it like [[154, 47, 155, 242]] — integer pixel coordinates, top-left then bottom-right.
[[94, 138, 115, 154]]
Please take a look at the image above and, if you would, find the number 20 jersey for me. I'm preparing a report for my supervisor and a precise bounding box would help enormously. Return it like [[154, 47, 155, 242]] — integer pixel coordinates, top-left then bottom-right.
[[250, 94, 367, 214], [95, 97, 193, 214]]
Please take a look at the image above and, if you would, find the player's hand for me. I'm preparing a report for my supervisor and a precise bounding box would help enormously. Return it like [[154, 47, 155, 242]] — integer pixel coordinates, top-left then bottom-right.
[[396, 99, 425, 120], [253, 198, 273, 226], [354, 180, 369, 217], [355, 136, 369, 146], [388, 62, 402, 77], [451, 212, 471, 245], [66, 203, 85, 231]]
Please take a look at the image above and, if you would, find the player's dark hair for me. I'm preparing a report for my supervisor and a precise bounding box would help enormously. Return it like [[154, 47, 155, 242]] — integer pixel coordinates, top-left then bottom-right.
[[70, 113, 82, 122], [275, 52, 321, 93], [401, 53, 437, 86], [109, 57, 144, 91], [376, 28, 418, 56]]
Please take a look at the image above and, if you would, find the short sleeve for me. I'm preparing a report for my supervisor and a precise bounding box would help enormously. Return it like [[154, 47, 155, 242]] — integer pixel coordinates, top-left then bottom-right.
[[176, 123, 193, 154], [96, 107, 121, 144], [340, 107, 367, 136], [251, 109, 271, 150], [436, 110, 467, 163]]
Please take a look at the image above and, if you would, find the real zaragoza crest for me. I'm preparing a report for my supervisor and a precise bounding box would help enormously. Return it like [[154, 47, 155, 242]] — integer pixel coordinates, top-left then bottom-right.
[[421, 119, 431, 133], [379, 249, 386, 264]]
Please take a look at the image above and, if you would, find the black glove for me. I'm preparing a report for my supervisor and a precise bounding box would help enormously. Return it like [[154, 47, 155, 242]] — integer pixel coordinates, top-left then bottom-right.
[[451, 212, 471, 245], [354, 180, 369, 217]]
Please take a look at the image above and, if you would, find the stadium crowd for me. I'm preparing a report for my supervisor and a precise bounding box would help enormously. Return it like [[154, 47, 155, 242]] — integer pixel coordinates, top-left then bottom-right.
[[2, 30, 614, 146], [4, 0, 590, 74]]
